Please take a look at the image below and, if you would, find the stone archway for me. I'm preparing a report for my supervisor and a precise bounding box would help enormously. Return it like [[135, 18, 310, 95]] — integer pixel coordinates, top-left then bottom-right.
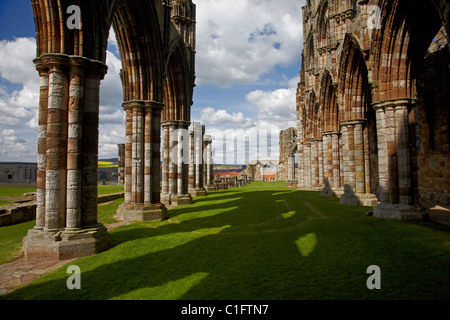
[[370, 0, 448, 219], [337, 35, 378, 206], [297, 0, 449, 219], [23, 0, 196, 260]]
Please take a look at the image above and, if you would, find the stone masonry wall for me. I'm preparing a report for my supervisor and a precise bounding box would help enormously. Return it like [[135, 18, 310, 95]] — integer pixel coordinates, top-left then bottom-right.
[[416, 47, 450, 206]]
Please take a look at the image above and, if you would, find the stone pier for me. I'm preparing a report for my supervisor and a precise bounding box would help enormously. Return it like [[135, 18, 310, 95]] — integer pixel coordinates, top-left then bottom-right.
[[372, 99, 425, 220], [161, 120, 192, 206], [189, 122, 207, 197], [204, 135, 215, 191], [116, 101, 168, 222], [23, 54, 112, 261]]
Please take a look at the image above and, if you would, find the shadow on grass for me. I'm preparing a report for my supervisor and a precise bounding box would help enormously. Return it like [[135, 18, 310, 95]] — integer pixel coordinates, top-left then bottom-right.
[[4, 188, 318, 300], [3, 184, 450, 300]]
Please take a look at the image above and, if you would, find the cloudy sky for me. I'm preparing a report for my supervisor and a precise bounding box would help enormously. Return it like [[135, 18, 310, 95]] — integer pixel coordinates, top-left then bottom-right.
[[0, 0, 305, 164]]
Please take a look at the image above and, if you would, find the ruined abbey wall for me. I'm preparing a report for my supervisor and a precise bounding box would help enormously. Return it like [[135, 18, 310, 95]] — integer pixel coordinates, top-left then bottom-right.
[[297, 0, 450, 218]]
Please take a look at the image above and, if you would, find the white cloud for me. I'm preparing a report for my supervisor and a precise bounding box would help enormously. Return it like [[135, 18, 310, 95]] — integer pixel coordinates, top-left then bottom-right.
[[100, 49, 123, 109], [246, 89, 296, 123], [0, 129, 36, 162], [0, 37, 38, 88], [195, 0, 303, 87], [199, 75, 299, 164], [0, 36, 124, 161], [200, 107, 255, 129], [98, 123, 125, 159]]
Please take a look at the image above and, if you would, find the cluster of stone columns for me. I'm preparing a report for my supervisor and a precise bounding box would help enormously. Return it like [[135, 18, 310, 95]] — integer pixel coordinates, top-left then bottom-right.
[[297, 98, 424, 217], [161, 120, 192, 206], [158, 121, 215, 205], [372, 99, 423, 219], [203, 135, 215, 191], [116, 101, 168, 221], [188, 122, 207, 197], [23, 54, 112, 260], [338, 120, 377, 206], [321, 131, 341, 193], [298, 121, 378, 207]]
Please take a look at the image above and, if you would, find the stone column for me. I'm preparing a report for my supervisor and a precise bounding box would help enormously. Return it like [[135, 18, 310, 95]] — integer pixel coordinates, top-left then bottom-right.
[[318, 138, 324, 186], [299, 142, 312, 189], [45, 57, 69, 232], [204, 135, 215, 191], [321, 132, 334, 196], [372, 99, 424, 220], [23, 54, 111, 261], [117, 101, 168, 221], [132, 105, 144, 204], [150, 102, 164, 206], [331, 131, 341, 191], [66, 59, 84, 231], [34, 62, 48, 231], [297, 143, 306, 188], [124, 108, 133, 204], [287, 155, 295, 181], [117, 144, 125, 185], [188, 130, 195, 192], [340, 120, 378, 206], [161, 123, 170, 203], [354, 122, 365, 195], [311, 140, 318, 187], [161, 120, 192, 206], [174, 121, 192, 205], [189, 122, 207, 197]]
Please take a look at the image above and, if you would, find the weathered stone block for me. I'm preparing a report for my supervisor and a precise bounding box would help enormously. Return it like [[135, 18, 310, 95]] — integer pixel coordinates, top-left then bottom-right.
[[116, 203, 168, 222]]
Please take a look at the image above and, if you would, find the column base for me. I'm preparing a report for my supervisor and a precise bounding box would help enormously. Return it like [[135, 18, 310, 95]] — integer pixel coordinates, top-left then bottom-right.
[[22, 225, 111, 261], [173, 194, 193, 206], [340, 192, 378, 206], [116, 203, 168, 222], [373, 203, 427, 221], [205, 185, 216, 191], [322, 186, 344, 197], [189, 189, 207, 197], [286, 180, 298, 188]]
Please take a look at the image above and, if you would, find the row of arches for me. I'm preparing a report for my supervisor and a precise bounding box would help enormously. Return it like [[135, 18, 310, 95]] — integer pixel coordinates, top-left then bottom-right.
[[297, 0, 449, 218]]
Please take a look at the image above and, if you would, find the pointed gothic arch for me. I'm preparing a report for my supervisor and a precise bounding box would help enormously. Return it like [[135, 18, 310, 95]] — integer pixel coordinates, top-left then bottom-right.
[[25, 0, 196, 260]]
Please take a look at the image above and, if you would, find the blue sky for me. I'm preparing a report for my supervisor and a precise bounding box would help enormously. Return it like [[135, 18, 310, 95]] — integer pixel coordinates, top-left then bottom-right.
[[0, 0, 305, 164]]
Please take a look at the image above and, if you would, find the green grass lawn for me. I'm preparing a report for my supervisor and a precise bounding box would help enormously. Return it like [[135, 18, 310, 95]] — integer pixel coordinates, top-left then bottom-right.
[[2, 182, 450, 300], [97, 185, 124, 196], [0, 186, 37, 207], [0, 220, 35, 265]]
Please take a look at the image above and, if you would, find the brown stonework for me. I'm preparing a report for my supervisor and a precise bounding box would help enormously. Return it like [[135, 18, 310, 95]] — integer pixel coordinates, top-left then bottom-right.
[[25, 0, 197, 260], [297, 0, 449, 219]]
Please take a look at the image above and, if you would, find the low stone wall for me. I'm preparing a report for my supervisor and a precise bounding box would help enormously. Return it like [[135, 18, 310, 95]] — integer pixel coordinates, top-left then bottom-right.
[[0, 203, 37, 227], [0, 193, 125, 227], [98, 192, 124, 204]]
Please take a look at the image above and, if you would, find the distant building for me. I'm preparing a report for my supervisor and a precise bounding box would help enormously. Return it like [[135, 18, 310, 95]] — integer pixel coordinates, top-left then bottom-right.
[[242, 160, 279, 181], [0, 163, 37, 185]]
